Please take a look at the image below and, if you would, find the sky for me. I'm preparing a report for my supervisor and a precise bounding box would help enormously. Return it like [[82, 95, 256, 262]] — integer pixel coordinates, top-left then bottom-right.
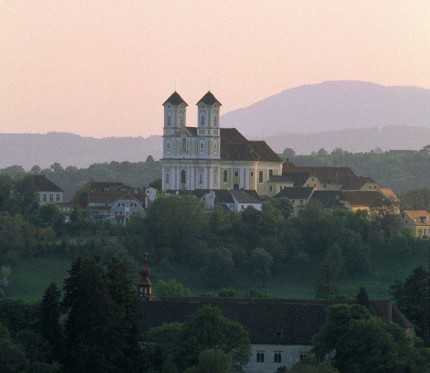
[[1, 1, 429, 138]]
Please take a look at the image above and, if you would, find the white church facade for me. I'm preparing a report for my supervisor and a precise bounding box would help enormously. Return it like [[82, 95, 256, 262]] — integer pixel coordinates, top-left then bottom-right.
[[161, 91, 283, 196]]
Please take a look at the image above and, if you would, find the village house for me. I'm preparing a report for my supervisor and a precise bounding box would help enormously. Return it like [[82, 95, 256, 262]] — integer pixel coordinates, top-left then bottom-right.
[[137, 260, 414, 373], [273, 187, 315, 217], [77, 180, 148, 224], [401, 210, 430, 238], [30, 174, 63, 205]]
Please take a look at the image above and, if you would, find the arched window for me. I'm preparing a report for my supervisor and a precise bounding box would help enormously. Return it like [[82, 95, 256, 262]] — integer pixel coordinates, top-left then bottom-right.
[[167, 116, 171, 126], [259, 171, 263, 183], [200, 115, 205, 127], [213, 114, 217, 126], [233, 183, 239, 190], [200, 142, 204, 150], [182, 138, 187, 152], [179, 112, 184, 126], [165, 173, 170, 184], [199, 173, 203, 185], [181, 170, 186, 184], [223, 170, 228, 183]]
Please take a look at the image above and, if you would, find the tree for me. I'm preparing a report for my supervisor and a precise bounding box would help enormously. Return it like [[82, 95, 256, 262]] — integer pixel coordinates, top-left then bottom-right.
[[390, 266, 430, 346], [162, 353, 179, 373], [0, 175, 12, 212], [50, 163, 64, 173], [38, 203, 63, 229], [146, 155, 155, 163], [185, 349, 233, 373], [144, 195, 208, 263], [201, 248, 234, 288], [313, 304, 430, 372], [269, 197, 294, 219], [40, 283, 63, 362], [282, 147, 296, 160], [249, 247, 273, 288], [315, 245, 343, 299], [14, 329, 51, 365], [147, 305, 250, 371], [289, 356, 338, 372], [149, 178, 162, 190], [30, 165, 41, 174], [356, 287, 370, 310], [63, 258, 142, 372], [0, 321, 29, 372], [156, 279, 191, 297]]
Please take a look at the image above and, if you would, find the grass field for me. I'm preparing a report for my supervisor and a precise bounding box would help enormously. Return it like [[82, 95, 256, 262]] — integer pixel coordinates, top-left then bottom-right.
[[5, 246, 429, 301]]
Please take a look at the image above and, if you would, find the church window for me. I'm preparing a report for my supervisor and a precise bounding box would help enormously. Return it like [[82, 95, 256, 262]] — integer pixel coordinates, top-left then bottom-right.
[[259, 171, 263, 183], [256, 352, 265, 363], [165, 173, 170, 184], [213, 114, 217, 126], [213, 142, 217, 150], [179, 112, 184, 126], [200, 115, 205, 127], [166, 142, 170, 149], [274, 352, 282, 363], [234, 171, 239, 177], [223, 170, 228, 183], [233, 183, 239, 190], [200, 142, 204, 150], [251, 171, 254, 177], [182, 138, 187, 152], [167, 116, 171, 126], [199, 173, 203, 185], [269, 169, 273, 177], [181, 170, 186, 184]]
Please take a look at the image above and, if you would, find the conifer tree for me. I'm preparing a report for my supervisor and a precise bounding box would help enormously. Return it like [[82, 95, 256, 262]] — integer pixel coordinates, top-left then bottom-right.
[[40, 283, 63, 363]]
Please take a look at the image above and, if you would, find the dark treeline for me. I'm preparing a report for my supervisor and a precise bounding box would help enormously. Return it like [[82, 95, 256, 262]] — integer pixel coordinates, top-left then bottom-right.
[[284, 147, 430, 194], [0, 157, 161, 201]]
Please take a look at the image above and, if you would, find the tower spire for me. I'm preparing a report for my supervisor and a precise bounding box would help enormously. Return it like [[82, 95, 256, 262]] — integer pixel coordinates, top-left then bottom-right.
[[137, 253, 152, 300]]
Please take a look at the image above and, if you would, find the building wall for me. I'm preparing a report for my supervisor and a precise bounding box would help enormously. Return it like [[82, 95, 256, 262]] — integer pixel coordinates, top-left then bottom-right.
[[244, 344, 312, 372], [162, 160, 282, 196], [38, 191, 63, 205]]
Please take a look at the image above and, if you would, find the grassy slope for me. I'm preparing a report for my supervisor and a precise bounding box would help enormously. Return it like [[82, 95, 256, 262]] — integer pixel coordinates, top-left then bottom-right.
[[6, 247, 429, 301]]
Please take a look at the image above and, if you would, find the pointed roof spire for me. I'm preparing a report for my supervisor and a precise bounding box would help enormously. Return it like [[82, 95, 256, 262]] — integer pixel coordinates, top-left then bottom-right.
[[197, 91, 222, 106], [163, 91, 188, 106]]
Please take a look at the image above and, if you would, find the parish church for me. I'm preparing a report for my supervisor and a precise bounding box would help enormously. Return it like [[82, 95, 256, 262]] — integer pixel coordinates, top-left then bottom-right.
[[161, 91, 283, 196]]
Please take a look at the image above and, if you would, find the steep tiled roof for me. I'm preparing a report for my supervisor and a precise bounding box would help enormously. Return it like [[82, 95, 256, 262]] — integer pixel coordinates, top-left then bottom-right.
[[276, 172, 311, 186], [220, 129, 282, 162], [87, 192, 146, 205], [342, 191, 385, 206], [402, 210, 430, 226], [342, 176, 377, 190], [82, 180, 135, 193], [310, 190, 346, 209], [379, 188, 399, 202], [230, 190, 262, 204], [30, 175, 63, 192], [163, 91, 188, 106], [197, 91, 221, 105], [274, 187, 315, 200], [139, 297, 412, 345]]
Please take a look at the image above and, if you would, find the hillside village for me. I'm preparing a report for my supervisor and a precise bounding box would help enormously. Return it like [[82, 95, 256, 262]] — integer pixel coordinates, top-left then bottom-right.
[[31, 91, 430, 240]]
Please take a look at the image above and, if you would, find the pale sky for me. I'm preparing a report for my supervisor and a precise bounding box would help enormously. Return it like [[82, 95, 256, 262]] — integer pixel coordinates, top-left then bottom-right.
[[1, 1, 429, 138]]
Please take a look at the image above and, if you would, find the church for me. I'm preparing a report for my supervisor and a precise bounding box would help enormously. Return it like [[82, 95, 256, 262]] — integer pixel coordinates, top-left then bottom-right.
[[161, 91, 283, 197]]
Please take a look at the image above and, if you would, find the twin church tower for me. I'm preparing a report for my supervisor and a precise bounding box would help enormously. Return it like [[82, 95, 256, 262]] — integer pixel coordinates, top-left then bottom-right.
[[161, 91, 283, 196]]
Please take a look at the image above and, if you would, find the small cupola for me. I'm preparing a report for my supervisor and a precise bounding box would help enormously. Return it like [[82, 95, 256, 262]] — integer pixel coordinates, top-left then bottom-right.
[[137, 253, 152, 300]]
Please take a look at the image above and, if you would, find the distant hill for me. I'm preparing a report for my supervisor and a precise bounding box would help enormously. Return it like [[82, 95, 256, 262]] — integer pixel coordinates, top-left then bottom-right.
[[263, 126, 430, 154], [221, 81, 430, 138], [0, 132, 162, 169]]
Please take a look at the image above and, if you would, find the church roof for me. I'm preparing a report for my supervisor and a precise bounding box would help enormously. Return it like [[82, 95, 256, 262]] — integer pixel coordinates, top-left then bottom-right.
[[139, 297, 413, 345], [163, 91, 188, 106], [197, 91, 221, 105], [220, 128, 282, 162]]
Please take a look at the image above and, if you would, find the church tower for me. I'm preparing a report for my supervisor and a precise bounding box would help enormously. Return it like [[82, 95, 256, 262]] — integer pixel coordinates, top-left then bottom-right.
[[162, 92, 188, 159], [196, 92, 221, 160]]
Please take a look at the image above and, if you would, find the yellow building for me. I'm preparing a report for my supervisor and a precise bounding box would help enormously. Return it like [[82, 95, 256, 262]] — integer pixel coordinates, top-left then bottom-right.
[[161, 91, 283, 196], [401, 210, 430, 238]]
